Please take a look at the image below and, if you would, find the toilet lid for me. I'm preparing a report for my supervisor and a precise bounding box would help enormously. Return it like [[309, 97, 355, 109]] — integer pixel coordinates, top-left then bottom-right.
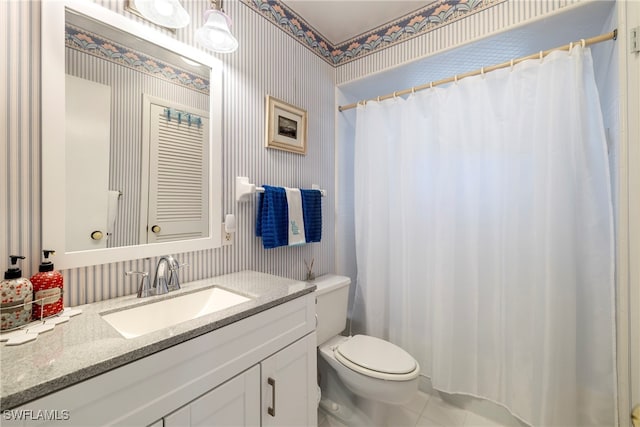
[[336, 335, 417, 375]]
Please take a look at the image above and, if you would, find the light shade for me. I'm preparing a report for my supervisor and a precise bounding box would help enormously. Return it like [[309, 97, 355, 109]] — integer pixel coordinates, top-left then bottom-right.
[[195, 9, 238, 53], [134, 0, 190, 29]]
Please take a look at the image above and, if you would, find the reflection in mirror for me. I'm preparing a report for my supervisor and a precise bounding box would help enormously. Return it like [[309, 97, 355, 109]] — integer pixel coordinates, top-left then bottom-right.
[[65, 11, 210, 251], [42, 0, 222, 270]]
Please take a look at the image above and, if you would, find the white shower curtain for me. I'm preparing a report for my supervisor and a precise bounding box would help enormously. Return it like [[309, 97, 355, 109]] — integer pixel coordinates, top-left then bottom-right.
[[353, 46, 615, 426]]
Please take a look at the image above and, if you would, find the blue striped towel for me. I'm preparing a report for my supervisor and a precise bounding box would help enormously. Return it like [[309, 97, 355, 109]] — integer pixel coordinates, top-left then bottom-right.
[[301, 189, 322, 243], [256, 186, 289, 249]]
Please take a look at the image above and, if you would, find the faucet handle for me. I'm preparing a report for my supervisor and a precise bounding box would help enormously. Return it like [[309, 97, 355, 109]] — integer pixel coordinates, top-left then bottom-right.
[[167, 257, 188, 292], [126, 271, 152, 298]]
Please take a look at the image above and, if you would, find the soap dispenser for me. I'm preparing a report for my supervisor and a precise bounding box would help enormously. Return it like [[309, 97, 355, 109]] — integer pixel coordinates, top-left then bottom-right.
[[0, 255, 34, 331], [31, 250, 64, 319]]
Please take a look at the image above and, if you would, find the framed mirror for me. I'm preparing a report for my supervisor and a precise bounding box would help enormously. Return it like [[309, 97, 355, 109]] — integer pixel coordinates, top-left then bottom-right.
[[42, 0, 223, 270]]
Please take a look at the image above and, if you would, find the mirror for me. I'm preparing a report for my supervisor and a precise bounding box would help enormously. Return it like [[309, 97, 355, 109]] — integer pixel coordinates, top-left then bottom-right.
[[42, 0, 223, 270]]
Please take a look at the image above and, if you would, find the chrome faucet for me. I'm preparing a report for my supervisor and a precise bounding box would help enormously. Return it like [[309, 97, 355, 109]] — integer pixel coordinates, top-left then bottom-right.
[[152, 255, 186, 294], [152, 256, 172, 295], [126, 256, 185, 298]]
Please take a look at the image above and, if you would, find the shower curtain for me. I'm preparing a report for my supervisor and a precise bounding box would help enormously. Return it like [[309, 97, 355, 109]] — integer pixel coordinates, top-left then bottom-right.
[[353, 46, 615, 426]]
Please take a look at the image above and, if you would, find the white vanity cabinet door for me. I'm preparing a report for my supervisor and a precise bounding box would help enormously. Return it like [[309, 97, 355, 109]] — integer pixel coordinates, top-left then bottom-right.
[[261, 333, 317, 427], [164, 365, 260, 427]]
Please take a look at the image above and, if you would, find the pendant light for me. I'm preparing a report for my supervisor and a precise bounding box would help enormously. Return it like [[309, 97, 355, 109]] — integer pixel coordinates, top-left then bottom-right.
[[196, 0, 238, 53], [133, 0, 190, 29]]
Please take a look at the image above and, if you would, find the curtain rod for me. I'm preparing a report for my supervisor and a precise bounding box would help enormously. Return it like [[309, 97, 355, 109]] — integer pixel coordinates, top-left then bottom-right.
[[338, 29, 617, 112]]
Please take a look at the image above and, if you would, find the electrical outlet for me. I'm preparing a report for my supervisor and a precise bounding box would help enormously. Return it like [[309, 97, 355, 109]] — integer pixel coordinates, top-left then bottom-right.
[[222, 224, 233, 246]]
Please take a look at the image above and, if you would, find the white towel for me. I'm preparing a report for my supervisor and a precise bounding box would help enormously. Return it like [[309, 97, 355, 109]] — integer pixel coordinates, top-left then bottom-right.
[[285, 187, 306, 246], [106, 190, 120, 239]]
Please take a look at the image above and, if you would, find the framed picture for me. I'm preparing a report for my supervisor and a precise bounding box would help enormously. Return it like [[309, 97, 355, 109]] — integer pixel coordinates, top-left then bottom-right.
[[265, 95, 307, 155]]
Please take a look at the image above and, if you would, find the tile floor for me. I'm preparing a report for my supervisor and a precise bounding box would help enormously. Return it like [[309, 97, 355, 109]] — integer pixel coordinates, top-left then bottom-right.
[[318, 391, 508, 427]]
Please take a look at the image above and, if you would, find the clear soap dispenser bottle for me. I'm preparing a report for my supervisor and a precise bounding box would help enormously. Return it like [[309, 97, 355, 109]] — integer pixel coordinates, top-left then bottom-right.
[[31, 250, 64, 319], [0, 255, 34, 330]]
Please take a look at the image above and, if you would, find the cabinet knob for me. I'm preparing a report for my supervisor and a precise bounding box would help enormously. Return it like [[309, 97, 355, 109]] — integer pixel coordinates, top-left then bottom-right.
[[151, 225, 161, 234], [267, 377, 276, 417], [90, 230, 104, 240]]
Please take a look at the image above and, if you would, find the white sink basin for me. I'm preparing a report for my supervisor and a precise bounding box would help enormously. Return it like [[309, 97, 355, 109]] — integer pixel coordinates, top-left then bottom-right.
[[101, 287, 251, 339]]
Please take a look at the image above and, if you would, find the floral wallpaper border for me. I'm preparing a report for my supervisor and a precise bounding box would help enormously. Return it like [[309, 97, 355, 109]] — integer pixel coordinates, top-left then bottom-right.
[[65, 23, 210, 94], [242, 0, 506, 66]]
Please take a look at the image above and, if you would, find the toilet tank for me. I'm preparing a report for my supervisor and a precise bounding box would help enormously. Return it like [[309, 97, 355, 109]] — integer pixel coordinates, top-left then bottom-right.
[[314, 274, 351, 346]]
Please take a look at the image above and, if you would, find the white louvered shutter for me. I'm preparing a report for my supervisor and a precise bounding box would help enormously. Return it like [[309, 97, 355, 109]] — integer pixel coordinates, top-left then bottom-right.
[[146, 102, 209, 243]]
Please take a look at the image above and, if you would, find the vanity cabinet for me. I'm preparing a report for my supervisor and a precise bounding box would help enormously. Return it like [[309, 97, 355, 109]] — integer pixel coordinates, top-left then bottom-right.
[[8, 293, 316, 427], [161, 333, 317, 427]]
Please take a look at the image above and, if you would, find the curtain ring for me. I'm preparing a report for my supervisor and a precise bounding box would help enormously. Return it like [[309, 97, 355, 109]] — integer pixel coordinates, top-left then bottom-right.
[[539, 51, 544, 62], [510, 58, 514, 71], [480, 66, 485, 77], [411, 87, 416, 95], [569, 41, 573, 54], [377, 96, 381, 102], [393, 91, 398, 99], [581, 38, 586, 48], [430, 81, 433, 89], [454, 75, 458, 83]]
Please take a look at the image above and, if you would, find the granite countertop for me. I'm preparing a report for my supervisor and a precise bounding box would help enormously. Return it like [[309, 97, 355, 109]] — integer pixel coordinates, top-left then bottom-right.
[[0, 270, 316, 410]]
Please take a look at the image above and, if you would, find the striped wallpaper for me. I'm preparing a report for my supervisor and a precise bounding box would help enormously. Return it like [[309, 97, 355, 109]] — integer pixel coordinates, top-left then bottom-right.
[[2, 0, 335, 306], [2, 0, 581, 306]]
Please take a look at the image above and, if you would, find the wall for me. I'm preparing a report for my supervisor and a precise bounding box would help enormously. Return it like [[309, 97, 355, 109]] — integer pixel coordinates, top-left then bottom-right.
[[1, 0, 335, 306], [0, 0, 580, 306]]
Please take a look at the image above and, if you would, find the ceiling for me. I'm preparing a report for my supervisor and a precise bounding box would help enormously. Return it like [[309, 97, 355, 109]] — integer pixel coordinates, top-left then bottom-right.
[[280, 0, 436, 45]]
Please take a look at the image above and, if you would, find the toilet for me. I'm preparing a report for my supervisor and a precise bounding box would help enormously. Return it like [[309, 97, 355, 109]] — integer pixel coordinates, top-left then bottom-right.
[[315, 274, 420, 418]]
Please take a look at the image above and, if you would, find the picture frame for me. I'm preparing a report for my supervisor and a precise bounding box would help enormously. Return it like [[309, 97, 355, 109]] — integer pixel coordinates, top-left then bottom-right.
[[265, 95, 307, 155]]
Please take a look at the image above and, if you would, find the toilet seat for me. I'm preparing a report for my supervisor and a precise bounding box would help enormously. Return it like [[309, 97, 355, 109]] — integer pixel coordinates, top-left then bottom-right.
[[334, 335, 419, 381]]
